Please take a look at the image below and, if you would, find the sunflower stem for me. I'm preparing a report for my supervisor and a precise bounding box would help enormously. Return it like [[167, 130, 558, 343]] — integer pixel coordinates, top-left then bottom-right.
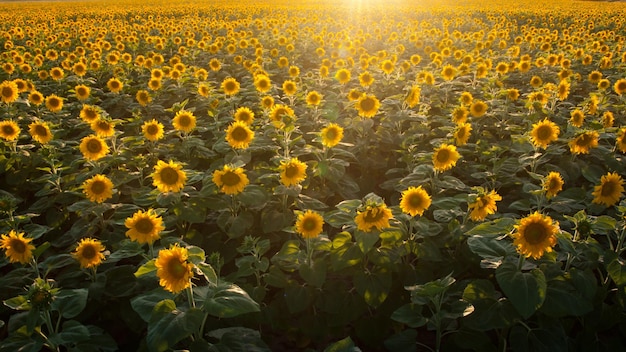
[[148, 242, 155, 258], [517, 254, 525, 271]]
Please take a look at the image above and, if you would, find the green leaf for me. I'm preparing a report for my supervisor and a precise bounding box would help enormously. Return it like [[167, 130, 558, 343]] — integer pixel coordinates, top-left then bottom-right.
[[462, 279, 518, 331], [49, 320, 90, 346], [207, 327, 271, 352], [264, 266, 290, 288], [605, 251, 626, 286], [130, 289, 175, 323], [238, 184, 269, 208], [391, 303, 428, 328], [467, 235, 517, 268], [384, 329, 419, 352], [187, 245, 206, 265], [197, 262, 218, 286], [466, 218, 516, 236], [324, 336, 360, 352], [539, 274, 594, 317], [299, 260, 327, 288], [4, 295, 30, 311], [284, 285, 313, 314], [51, 288, 88, 319], [496, 262, 546, 319], [332, 231, 353, 248], [147, 299, 204, 352], [354, 269, 392, 307], [354, 229, 380, 253], [405, 273, 455, 305], [134, 259, 156, 277], [202, 283, 260, 318]]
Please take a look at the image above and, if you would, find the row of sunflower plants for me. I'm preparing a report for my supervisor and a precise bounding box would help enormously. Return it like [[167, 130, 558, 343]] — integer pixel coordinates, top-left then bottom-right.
[[1, 0, 626, 351]]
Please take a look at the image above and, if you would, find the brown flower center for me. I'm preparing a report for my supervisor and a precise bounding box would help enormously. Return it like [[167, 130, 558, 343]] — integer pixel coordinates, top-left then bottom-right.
[[90, 180, 106, 195], [87, 139, 103, 153], [81, 245, 97, 259], [10, 239, 26, 253], [231, 126, 249, 141], [135, 218, 155, 234], [160, 167, 179, 185], [221, 171, 241, 186], [523, 223, 548, 245], [167, 259, 188, 279]]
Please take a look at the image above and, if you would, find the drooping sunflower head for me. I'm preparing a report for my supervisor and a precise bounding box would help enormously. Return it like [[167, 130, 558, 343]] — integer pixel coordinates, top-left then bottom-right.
[[405, 85, 421, 108], [0, 120, 21, 141], [212, 164, 249, 195], [73, 238, 106, 269], [295, 210, 325, 239], [469, 100, 488, 117], [82, 174, 114, 203], [468, 189, 502, 221], [0, 230, 35, 264], [155, 244, 194, 293], [530, 119, 560, 149], [225, 121, 254, 149], [29, 121, 53, 144], [124, 209, 165, 244], [269, 104, 295, 127], [601, 111, 614, 128], [74, 84, 91, 101], [355, 202, 393, 232], [142, 119, 164, 142], [355, 94, 380, 118], [513, 212, 559, 259], [221, 77, 240, 96], [454, 122, 472, 146], [432, 144, 461, 172], [616, 128, 626, 153], [306, 91, 322, 107], [152, 160, 187, 193], [399, 186, 432, 217], [279, 158, 307, 186], [79, 135, 109, 161], [543, 171, 564, 199], [234, 107, 255, 125], [80, 105, 101, 123], [320, 123, 344, 148], [44, 94, 63, 113], [592, 172, 624, 207], [568, 131, 599, 155], [172, 110, 197, 133], [106, 77, 123, 93]]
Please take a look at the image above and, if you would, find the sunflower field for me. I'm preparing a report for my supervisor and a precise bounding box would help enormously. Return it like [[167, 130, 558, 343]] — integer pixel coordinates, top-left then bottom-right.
[[1, 0, 626, 350]]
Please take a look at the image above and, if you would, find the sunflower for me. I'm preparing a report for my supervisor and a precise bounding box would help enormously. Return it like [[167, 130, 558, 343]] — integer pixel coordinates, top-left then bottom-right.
[[451, 106, 469, 124], [221, 77, 240, 96], [0, 80, 19, 104], [528, 119, 559, 149], [512, 212, 559, 259], [598, 79, 611, 90], [225, 121, 254, 149], [295, 210, 325, 239], [454, 122, 472, 146], [347, 89, 363, 102], [29, 121, 53, 144], [197, 83, 211, 97], [0, 120, 20, 141], [74, 84, 91, 101], [233, 107, 255, 125], [141, 119, 164, 142], [155, 244, 194, 293], [282, 80, 297, 96], [79, 105, 101, 123], [616, 128, 626, 153], [91, 119, 115, 138], [209, 58, 222, 71], [588, 70, 603, 83], [592, 172, 624, 207], [28, 90, 44, 105], [355, 203, 393, 232], [44, 94, 63, 113], [433, 144, 460, 172], [172, 110, 196, 133], [106, 77, 123, 93], [569, 109, 585, 128], [321, 123, 344, 148], [380, 59, 395, 74], [72, 62, 87, 77], [530, 76, 543, 88], [0, 230, 35, 264], [135, 90, 152, 106], [399, 186, 432, 217], [405, 85, 421, 108], [469, 100, 488, 117], [306, 91, 322, 107], [212, 164, 249, 194], [269, 104, 295, 126], [543, 171, 564, 199], [279, 158, 307, 186], [355, 94, 380, 118], [569, 131, 599, 155], [557, 80, 570, 101], [507, 88, 520, 101], [459, 92, 473, 106], [124, 209, 165, 244], [253, 74, 272, 93], [73, 238, 106, 269], [334, 68, 351, 84], [152, 160, 187, 193], [359, 71, 374, 87], [614, 79, 626, 95], [601, 111, 614, 128], [79, 135, 109, 161], [261, 95, 275, 110], [468, 190, 502, 221], [49, 67, 64, 81], [441, 64, 456, 81], [82, 174, 114, 203], [148, 78, 161, 91]]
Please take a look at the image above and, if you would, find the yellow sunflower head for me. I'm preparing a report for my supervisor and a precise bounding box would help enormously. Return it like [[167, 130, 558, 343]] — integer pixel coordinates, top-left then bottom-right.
[[616, 128, 626, 153], [260, 95, 275, 110], [405, 85, 421, 108], [432, 144, 460, 172], [106, 77, 123, 93], [221, 77, 240, 96], [399, 186, 432, 217], [441, 64, 457, 81], [359, 71, 374, 87], [569, 109, 585, 128], [320, 123, 344, 148], [155, 244, 194, 293], [295, 210, 325, 239], [172, 110, 197, 133], [74, 84, 91, 101], [469, 100, 488, 118], [234, 107, 255, 125], [530, 119, 560, 149], [28, 121, 53, 144], [82, 174, 114, 203], [282, 80, 297, 96], [601, 111, 614, 128], [614, 79, 626, 95], [355, 94, 381, 118], [225, 121, 254, 149], [306, 91, 323, 107], [468, 189, 502, 221], [79, 135, 109, 161], [592, 172, 624, 207], [91, 119, 115, 138], [45, 94, 63, 113], [124, 209, 165, 244], [212, 165, 249, 195], [0, 120, 21, 141], [568, 131, 599, 155], [269, 104, 295, 127], [451, 106, 469, 124], [152, 160, 187, 193], [279, 158, 307, 186], [513, 212, 559, 259], [142, 119, 164, 142], [543, 171, 564, 199], [28, 90, 44, 106], [80, 105, 101, 123], [0, 230, 35, 264], [253, 74, 272, 93], [334, 68, 351, 84], [355, 202, 393, 232], [73, 238, 106, 269], [454, 122, 472, 146], [136, 90, 152, 107]]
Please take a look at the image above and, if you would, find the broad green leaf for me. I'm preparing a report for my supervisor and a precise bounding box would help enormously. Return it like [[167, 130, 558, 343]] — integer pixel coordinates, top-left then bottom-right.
[[134, 259, 156, 277], [354, 229, 380, 254], [467, 235, 517, 268], [284, 285, 313, 314], [405, 273, 455, 305], [147, 299, 204, 352], [462, 279, 518, 331], [539, 275, 594, 317], [207, 327, 271, 352], [197, 262, 218, 286], [264, 266, 290, 288], [331, 243, 362, 270], [130, 289, 175, 323], [324, 336, 360, 352], [384, 329, 419, 352], [391, 303, 428, 328], [202, 283, 260, 318], [187, 245, 206, 265], [51, 288, 88, 319], [238, 185, 269, 208], [496, 262, 546, 319], [354, 269, 392, 307], [466, 218, 516, 236], [332, 231, 352, 248], [299, 260, 327, 288], [4, 295, 30, 311], [605, 251, 626, 286], [49, 320, 90, 346]]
